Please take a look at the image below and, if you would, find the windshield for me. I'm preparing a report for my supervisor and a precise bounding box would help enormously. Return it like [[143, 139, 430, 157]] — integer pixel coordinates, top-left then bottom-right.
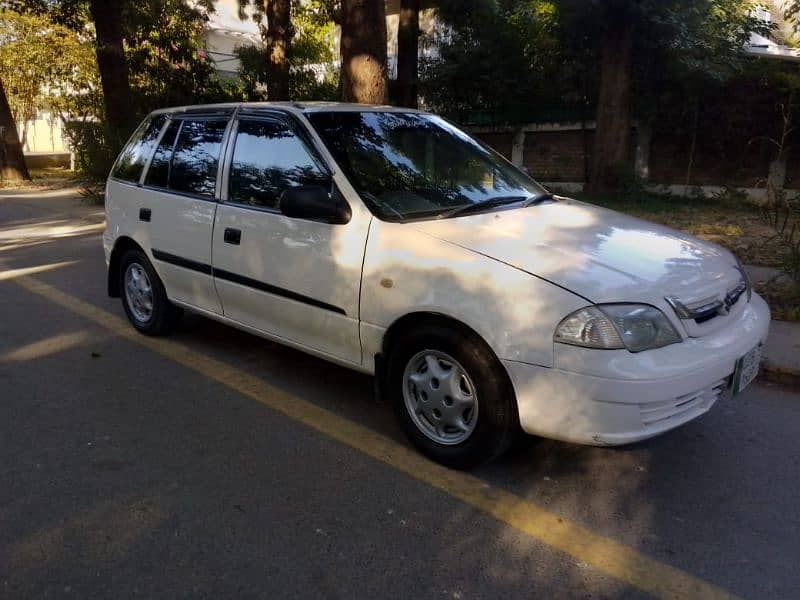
[[307, 111, 546, 221]]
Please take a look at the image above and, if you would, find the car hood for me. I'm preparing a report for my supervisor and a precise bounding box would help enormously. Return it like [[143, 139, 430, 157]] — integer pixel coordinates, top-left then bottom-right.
[[409, 199, 740, 305]]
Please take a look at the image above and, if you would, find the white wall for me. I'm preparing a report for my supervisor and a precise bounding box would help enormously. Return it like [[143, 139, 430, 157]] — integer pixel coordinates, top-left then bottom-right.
[[18, 111, 68, 154]]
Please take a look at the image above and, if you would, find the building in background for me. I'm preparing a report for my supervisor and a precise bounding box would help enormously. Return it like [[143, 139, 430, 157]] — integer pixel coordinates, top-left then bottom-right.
[[203, 0, 260, 79], [746, 1, 800, 61]]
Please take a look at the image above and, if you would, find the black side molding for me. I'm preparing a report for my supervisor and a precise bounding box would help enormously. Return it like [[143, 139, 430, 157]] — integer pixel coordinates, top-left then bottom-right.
[[214, 268, 347, 316], [150, 249, 346, 316], [151, 249, 212, 275]]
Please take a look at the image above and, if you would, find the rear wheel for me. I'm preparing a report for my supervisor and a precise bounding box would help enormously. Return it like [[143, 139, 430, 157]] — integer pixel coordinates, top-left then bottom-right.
[[119, 249, 181, 336], [386, 324, 518, 469]]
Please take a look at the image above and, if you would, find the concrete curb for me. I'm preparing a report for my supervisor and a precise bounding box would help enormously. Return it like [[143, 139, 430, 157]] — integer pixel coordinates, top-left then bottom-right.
[[759, 362, 800, 391], [759, 320, 800, 392]]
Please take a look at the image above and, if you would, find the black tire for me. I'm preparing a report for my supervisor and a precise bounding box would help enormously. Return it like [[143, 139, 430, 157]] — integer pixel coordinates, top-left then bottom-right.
[[386, 324, 519, 469], [119, 248, 182, 336]]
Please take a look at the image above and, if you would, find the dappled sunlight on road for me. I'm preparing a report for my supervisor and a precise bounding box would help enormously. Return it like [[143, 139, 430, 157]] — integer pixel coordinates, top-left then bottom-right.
[[0, 261, 80, 282], [0, 331, 93, 363], [0, 221, 105, 251]]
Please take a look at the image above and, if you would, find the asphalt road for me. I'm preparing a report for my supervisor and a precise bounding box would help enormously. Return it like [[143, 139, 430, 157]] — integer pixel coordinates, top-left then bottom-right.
[[1, 188, 799, 599]]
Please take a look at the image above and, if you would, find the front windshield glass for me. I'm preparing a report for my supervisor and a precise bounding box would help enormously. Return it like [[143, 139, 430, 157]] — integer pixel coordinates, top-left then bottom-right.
[[307, 111, 546, 221]]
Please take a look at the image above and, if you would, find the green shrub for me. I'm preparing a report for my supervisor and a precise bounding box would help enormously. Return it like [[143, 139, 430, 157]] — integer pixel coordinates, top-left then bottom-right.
[[63, 121, 117, 182]]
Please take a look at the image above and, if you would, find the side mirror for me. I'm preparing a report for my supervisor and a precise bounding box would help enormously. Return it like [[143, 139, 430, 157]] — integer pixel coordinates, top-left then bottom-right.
[[279, 184, 352, 225]]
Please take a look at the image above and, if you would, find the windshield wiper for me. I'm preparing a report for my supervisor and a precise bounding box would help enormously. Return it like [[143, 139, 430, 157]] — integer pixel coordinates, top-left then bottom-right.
[[439, 196, 527, 219], [521, 192, 555, 207], [361, 191, 406, 221]]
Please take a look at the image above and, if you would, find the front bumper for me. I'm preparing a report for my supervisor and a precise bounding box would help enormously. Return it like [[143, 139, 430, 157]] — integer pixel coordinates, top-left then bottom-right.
[[504, 293, 771, 446]]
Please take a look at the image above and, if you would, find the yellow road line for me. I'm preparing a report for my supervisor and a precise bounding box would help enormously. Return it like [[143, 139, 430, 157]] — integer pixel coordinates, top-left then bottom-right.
[[12, 274, 738, 600]]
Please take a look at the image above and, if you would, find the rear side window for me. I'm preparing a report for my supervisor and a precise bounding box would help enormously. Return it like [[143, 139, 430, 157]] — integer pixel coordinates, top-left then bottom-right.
[[228, 119, 329, 210], [169, 119, 228, 198], [111, 115, 166, 183], [145, 119, 181, 188]]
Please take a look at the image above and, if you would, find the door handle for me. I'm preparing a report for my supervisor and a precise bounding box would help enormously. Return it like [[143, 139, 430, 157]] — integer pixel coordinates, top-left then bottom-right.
[[139, 208, 151, 222], [224, 228, 242, 245]]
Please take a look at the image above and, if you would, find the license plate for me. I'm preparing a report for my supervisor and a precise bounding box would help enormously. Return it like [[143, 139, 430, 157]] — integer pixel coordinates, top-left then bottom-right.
[[733, 344, 763, 395]]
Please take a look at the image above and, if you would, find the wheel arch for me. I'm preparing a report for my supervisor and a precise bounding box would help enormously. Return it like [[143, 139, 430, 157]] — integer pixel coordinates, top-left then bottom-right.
[[107, 236, 145, 297], [381, 311, 491, 358], [376, 311, 516, 411]]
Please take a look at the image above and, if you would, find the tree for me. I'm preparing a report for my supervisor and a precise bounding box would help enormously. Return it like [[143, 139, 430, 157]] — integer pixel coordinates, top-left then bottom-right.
[[0, 75, 30, 181], [396, 0, 420, 108], [550, 0, 765, 194], [123, 0, 225, 111], [235, 2, 339, 101], [237, 0, 293, 101], [88, 0, 134, 147], [587, 2, 635, 194], [420, 1, 564, 123], [0, 10, 99, 147], [340, 0, 388, 104]]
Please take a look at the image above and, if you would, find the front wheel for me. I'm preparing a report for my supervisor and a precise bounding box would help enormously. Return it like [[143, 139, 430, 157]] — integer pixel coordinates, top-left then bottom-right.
[[386, 325, 519, 469], [119, 249, 182, 336]]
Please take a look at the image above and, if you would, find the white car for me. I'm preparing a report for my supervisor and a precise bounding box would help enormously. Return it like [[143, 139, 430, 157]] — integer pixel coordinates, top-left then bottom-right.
[[103, 102, 770, 468]]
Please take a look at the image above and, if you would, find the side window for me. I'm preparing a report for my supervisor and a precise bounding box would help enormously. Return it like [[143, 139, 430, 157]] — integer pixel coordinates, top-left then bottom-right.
[[228, 119, 329, 210], [111, 115, 166, 183], [144, 119, 180, 188], [169, 119, 228, 198]]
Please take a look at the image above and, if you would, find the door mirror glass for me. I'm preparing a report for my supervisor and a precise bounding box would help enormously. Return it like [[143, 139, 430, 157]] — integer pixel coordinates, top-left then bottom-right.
[[279, 185, 351, 224]]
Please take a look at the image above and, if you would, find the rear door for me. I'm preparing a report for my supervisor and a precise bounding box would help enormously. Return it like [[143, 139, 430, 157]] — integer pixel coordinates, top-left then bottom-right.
[[211, 113, 370, 364], [141, 112, 232, 314]]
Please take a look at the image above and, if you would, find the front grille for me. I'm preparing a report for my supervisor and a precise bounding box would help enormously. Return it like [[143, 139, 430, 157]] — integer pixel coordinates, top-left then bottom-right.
[[666, 271, 750, 336], [639, 379, 727, 426]]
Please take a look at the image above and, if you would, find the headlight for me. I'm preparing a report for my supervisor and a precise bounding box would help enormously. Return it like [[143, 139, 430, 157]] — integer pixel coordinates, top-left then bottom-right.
[[555, 304, 682, 352]]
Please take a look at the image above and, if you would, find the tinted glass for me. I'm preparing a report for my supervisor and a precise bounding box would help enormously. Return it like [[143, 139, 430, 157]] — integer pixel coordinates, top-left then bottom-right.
[[144, 119, 180, 188], [111, 115, 166, 182], [308, 112, 545, 221], [229, 119, 329, 210], [169, 119, 228, 198]]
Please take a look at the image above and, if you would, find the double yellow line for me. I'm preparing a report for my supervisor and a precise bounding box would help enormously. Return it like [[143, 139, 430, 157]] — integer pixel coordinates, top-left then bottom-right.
[[11, 273, 738, 600]]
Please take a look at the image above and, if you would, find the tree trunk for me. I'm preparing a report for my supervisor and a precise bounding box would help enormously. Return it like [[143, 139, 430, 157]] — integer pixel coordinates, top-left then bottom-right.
[[265, 0, 292, 100], [341, 0, 388, 104], [396, 0, 420, 108], [586, 15, 635, 195], [88, 0, 134, 149], [0, 76, 30, 182]]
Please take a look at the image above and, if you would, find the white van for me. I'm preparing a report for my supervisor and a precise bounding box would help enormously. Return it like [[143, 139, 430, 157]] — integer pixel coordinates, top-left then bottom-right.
[[104, 102, 770, 468]]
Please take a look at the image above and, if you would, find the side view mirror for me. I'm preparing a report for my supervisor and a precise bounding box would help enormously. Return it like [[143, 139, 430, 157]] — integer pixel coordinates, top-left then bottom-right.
[[279, 184, 352, 225]]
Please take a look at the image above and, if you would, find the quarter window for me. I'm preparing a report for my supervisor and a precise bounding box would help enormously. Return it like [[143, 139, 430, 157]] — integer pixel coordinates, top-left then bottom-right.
[[111, 115, 166, 183], [144, 119, 180, 188], [169, 119, 228, 198], [228, 119, 329, 210]]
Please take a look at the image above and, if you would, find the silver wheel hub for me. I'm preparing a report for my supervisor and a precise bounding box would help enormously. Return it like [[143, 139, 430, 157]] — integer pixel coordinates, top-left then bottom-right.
[[402, 350, 479, 445], [124, 262, 154, 323]]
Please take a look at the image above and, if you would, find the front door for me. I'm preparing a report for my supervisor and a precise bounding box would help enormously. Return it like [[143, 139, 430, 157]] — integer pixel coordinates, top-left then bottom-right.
[[211, 115, 370, 364]]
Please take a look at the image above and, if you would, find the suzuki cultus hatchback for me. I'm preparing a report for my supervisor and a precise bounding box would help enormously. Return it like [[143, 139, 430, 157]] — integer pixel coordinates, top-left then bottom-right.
[[104, 103, 770, 468]]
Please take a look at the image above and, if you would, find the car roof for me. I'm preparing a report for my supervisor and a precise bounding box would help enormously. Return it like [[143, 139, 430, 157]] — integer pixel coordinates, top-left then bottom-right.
[[149, 101, 424, 117]]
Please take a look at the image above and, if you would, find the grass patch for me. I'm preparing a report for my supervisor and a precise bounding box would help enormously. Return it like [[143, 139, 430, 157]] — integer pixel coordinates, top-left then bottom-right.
[[0, 166, 81, 191]]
